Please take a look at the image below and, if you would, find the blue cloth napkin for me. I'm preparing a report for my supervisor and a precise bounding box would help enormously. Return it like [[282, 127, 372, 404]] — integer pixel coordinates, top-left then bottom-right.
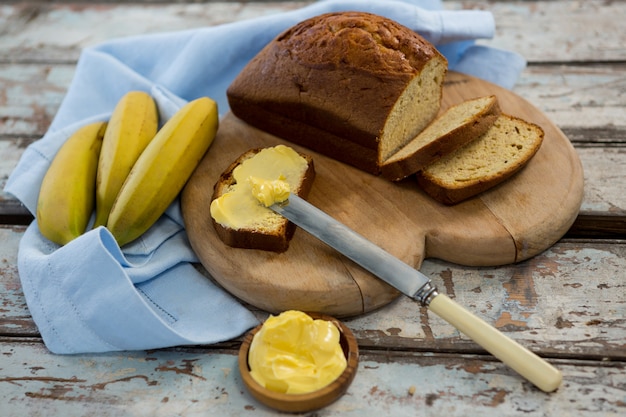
[[4, 0, 526, 354]]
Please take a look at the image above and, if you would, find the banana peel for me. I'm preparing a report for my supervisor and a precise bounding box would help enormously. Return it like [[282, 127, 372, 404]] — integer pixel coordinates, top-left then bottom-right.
[[107, 97, 219, 247], [94, 91, 158, 228], [36, 121, 107, 245]]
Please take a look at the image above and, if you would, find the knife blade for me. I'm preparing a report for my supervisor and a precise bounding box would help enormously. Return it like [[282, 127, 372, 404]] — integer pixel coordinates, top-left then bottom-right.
[[271, 194, 562, 393]]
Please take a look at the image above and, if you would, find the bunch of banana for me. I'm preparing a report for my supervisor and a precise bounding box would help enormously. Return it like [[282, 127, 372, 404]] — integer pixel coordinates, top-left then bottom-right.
[[36, 91, 219, 247], [107, 96, 219, 247], [37, 121, 107, 246], [94, 91, 158, 228]]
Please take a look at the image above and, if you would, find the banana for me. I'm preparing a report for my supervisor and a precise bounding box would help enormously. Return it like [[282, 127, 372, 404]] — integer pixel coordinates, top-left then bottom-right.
[[93, 90, 158, 228], [36, 121, 107, 245], [107, 97, 219, 247]]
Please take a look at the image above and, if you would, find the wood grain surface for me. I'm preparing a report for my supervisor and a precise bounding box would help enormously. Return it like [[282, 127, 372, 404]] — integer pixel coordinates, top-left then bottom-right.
[[2, 2, 625, 416], [181, 72, 584, 317]]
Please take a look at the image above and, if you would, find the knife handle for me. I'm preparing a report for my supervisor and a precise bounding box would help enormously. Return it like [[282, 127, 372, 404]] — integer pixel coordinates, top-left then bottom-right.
[[427, 293, 562, 393]]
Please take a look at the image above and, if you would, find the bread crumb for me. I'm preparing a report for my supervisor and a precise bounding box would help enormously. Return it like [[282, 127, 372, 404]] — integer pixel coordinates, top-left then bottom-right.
[[408, 385, 416, 396]]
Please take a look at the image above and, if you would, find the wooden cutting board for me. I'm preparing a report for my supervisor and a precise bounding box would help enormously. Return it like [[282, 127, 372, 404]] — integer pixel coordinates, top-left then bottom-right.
[[181, 72, 584, 318]]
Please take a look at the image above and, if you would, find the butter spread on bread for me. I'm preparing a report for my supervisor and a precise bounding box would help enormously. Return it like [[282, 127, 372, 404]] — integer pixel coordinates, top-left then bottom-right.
[[249, 176, 291, 207], [227, 11, 448, 176], [210, 145, 315, 252], [416, 114, 544, 205]]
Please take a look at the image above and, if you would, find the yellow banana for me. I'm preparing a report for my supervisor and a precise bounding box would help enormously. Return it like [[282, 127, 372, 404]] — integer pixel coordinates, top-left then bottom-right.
[[36, 121, 107, 245], [93, 90, 158, 228], [107, 97, 219, 247]]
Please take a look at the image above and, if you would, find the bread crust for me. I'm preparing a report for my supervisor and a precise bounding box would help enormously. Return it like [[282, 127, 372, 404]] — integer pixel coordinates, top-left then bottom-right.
[[381, 96, 502, 181], [226, 101, 379, 174], [227, 11, 447, 175], [416, 114, 544, 205], [211, 148, 316, 252]]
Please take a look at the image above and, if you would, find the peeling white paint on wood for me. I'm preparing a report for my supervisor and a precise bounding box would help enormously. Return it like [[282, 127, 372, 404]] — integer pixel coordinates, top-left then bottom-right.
[[1, 341, 624, 417], [0, 1, 625, 415]]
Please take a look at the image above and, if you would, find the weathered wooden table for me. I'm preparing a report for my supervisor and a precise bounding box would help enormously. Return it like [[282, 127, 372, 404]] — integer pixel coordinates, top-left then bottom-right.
[[1, 1, 625, 415]]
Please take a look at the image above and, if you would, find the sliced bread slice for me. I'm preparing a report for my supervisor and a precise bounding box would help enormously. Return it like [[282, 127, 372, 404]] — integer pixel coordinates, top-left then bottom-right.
[[381, 95, 501, 181], [416, 114, 544, 205], [210, 145, 315, 252]]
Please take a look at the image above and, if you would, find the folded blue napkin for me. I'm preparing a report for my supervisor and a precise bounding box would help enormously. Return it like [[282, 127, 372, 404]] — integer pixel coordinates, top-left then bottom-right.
[[4, 0, 525, 354]]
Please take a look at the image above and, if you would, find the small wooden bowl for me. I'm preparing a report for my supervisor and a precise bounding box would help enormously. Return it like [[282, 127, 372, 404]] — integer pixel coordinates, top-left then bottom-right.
[[238, 312, 359, 413]]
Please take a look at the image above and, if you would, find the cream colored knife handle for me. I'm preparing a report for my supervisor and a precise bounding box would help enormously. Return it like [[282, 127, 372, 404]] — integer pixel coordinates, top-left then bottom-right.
[[428, 293, 562, 393]]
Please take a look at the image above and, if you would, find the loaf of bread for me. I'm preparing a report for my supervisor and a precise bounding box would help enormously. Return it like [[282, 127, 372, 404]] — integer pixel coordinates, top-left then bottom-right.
[[210, 146, 316, 252], [381, 95, 502, 181], [227, 11, 448, 175], [416, 114, 544, 204]]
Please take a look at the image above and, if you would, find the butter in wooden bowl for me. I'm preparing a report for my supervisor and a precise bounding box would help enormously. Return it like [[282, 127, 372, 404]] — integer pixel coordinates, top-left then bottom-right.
[[238, 311, 359, 412]]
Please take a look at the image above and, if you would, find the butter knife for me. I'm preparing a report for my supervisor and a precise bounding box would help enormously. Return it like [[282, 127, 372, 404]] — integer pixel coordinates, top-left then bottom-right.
[[271, 194, 562, 393]]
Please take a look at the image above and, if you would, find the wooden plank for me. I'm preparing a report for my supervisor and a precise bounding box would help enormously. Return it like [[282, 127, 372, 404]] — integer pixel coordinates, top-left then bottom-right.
[[515, 64, 626, 134], [579, 148, 626, 214], [0, 2, 624, 415], [0, 225, 38, 336], [2, 63, 624, 140], [2, 226, 625, 359], [4, 142, 625, 221], [2, 137, 626, 230], [0, 138, 36, 222], [0, 339, 624, 416], [472, 0, 626, 63], [1, 1, 625, 64], [0, 64, 73, 137], [0, 1, 306, 63], [348, 240, 626, 360]]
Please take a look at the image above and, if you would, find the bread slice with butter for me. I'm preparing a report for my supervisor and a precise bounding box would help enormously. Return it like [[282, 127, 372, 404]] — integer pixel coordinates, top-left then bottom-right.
[[381, 95, 502, 181], [416, 114, 544, 205], [210, 145, 315, 252]]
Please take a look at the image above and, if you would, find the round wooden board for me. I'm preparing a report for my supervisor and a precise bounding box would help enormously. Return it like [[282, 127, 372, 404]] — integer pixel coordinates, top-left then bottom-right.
[[181, 72, 584, 318]]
